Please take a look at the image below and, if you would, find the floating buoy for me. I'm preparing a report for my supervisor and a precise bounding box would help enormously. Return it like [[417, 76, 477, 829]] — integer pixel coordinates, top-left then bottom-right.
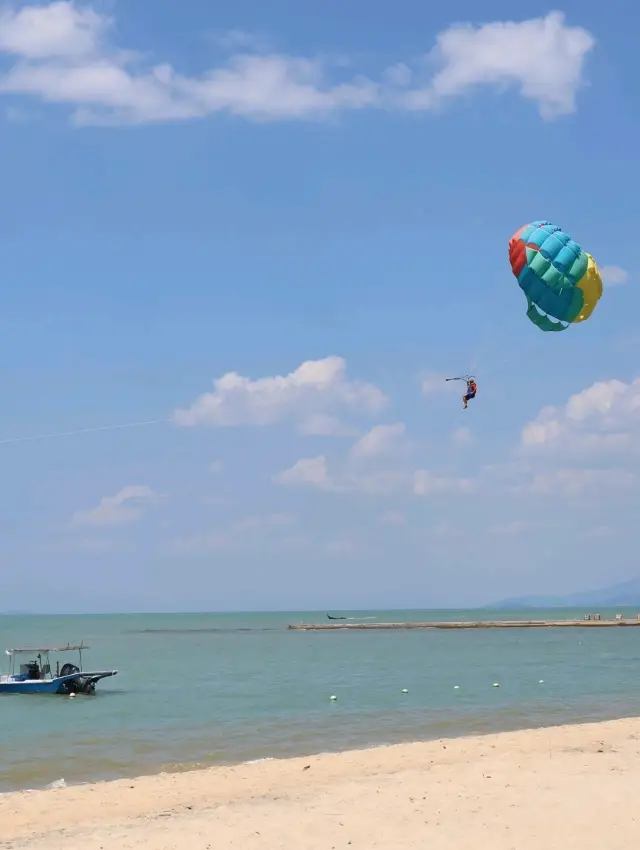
[[453, 685, 460, 689], [69, 693, 76, 699], [329, 695, 337, 701], [539, 679, 545, 684], [401, 688, 408, 694], [493, 682, 500, 688]]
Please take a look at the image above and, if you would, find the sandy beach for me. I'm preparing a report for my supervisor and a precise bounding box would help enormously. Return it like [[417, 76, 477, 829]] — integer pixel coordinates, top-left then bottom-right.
[[2, 716, 640, 848]]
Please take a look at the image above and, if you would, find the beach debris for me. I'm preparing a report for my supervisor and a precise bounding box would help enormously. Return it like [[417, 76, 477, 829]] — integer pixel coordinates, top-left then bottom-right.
[[329, 695, 337, 701], [303, 765, 310, 770]]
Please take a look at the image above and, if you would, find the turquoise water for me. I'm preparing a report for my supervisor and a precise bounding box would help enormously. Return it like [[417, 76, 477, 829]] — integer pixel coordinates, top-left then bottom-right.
[[2, 608, 640, 793]]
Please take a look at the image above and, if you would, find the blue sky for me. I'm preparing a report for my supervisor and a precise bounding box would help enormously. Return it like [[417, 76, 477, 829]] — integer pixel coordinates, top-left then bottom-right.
[[0, 0, 637, 612]]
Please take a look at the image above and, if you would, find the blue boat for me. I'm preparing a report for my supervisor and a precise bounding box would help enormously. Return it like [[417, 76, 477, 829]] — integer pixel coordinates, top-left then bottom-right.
[[0, 643, 118, 695]]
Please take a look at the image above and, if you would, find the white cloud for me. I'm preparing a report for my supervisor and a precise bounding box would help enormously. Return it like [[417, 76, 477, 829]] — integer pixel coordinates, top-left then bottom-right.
[[274, 455, 337, 491], [170, 513, 296, 553], [349, 422, 406, 459], [429, 522, 464, 539], [298, 414, 357, 437], [274, 454, 408, 496], [523, 468, 635, 496], [600, 265, 629, 286], [0, 4, 595, 125], [521, 378, 640, 456], [488, 520, 529, 537], [379, 510, 406, 525], [421, 372, 460, 395], [452, 426, 474, 446], [70, 485, 162, 527], [173, 356, 387, 430], [344, 470, 408, 495], [405, 11, 595, 120], [413, 470, 475, 496], [0, 1, 107, 59], [324, 537, 362, 556], [209, 29, 272, 53], [276, 423, 473, 498]]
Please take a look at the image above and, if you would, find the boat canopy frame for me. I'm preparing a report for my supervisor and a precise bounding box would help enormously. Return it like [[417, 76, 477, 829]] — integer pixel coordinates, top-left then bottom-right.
[[4, 643, 89, 679]]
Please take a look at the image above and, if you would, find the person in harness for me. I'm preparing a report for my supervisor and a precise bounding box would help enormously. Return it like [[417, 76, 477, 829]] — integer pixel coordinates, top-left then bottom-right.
[[462, 378, 477, 409]]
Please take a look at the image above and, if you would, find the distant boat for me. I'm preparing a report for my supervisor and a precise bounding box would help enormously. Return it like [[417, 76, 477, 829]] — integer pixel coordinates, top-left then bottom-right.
[[326, 613, 346, 620], [0, 643, 118, 695]]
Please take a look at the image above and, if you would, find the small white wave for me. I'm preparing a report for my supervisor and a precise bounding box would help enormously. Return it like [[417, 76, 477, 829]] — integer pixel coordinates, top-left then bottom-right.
[[243, 757, 275, 765], [46, 778, 67, 789]]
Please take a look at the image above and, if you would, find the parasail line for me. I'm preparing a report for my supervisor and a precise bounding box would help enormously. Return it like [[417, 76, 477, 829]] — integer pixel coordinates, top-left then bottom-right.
[[0, 418, 170, 446]]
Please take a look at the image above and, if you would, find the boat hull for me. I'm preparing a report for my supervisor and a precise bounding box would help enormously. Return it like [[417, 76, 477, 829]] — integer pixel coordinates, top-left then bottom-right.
[[0, 679, 68, 694], [0, 670, 117, 695]]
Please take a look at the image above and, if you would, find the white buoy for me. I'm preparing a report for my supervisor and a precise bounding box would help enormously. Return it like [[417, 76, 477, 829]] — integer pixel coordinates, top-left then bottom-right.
[[69, 693, 76, 699], [539, 679, 545, 684], [493, 682, 500, 688], [453, 685, 460, 689], [401, 688, 408, 694], [329, 695, 337, 701]]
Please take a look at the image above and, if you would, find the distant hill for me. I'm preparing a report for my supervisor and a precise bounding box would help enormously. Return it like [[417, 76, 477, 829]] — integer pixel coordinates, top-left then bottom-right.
[[488, 576, 640, 609]]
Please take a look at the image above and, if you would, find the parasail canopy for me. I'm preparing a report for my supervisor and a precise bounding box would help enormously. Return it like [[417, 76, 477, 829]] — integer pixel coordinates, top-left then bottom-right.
[[508, 220, 603, 332]]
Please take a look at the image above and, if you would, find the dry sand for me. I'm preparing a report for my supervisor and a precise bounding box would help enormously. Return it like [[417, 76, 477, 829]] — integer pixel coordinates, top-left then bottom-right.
[[2, 717, 640, 849]]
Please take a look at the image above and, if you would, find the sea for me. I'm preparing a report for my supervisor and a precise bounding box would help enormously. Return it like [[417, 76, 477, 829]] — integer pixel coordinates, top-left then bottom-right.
[[2, 607, 640, 794]]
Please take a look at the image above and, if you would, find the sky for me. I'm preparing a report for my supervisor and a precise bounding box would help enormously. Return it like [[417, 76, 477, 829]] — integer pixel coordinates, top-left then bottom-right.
[[0, 0, 638, 613]]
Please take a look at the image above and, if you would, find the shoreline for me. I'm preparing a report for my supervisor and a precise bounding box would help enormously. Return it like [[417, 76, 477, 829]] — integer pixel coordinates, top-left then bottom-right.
[[5, 696, 640, 796], [3, 715, 640, 847], [4, 699, 640, 797]]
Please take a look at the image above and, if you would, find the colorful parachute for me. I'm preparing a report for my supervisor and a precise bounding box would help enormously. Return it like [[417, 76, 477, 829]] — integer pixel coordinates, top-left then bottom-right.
[[508, 221, 603, 332]]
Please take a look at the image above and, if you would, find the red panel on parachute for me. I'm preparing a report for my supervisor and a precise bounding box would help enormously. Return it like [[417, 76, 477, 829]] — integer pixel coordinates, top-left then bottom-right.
[[508, 225, 528, 278]]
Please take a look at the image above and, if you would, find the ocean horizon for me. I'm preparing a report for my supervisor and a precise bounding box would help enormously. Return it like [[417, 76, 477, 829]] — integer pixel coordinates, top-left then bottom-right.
[[3, 607, 640, 794]]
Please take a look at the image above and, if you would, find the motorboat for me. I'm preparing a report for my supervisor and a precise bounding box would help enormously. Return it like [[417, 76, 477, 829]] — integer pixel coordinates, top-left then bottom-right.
[[0, 642, 118, 695]]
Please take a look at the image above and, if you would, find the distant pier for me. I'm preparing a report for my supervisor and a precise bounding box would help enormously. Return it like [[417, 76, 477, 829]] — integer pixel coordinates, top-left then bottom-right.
[[288, 618, 640, 631]]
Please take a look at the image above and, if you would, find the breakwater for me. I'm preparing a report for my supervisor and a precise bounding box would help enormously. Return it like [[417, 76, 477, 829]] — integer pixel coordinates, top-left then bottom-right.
[[288, 619, 640, 631]]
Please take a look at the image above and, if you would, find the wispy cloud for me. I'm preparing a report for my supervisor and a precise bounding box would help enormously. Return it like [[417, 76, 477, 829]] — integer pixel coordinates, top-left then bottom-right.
[[0, 4, 595, 125], [70, 485, 163, 527], [298, 414, 358, 437], [521, 468, 635, 497], [273, 455, 338, 491], [208, 29, 272, 53], [169, 513, 296, 553], [452, 426, 474, 446], [421, 372, 459, 395], [600, 265, 629, 286], [349, 423, 406, 459], [379, 510, 406, 525], [413, 470, 476, 496]]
